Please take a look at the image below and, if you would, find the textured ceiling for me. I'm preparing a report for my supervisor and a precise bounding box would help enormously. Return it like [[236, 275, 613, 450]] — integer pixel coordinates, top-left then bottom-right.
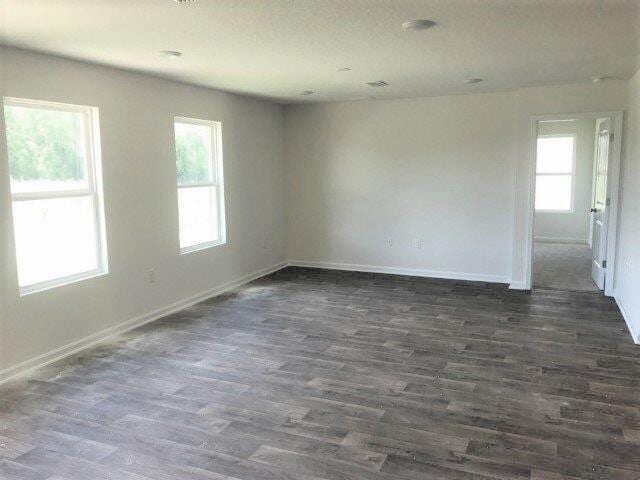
[[0, 0, 639, 103]]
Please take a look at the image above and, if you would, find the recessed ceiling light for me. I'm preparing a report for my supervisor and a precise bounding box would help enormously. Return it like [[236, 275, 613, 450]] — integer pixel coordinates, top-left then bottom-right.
[[337, 66, 351, 72], [366, 81, 389, 87], [464, 78, 483, 84], [402, 19, 436, 31], [298, 90, 314, 96], [173, 0, 196, 3], [159, 50, 182, 59], [591, 76, 607, 83]]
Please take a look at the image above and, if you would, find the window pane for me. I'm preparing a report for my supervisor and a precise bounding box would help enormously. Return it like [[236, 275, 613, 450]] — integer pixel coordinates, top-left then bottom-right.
[[175, 122, 213, 185], [536, 136, 574, 174], [178, 186, 219, 249], [535, 174, 572, 211], [12, 196, 99, 287], [4, 105, 89, 193]]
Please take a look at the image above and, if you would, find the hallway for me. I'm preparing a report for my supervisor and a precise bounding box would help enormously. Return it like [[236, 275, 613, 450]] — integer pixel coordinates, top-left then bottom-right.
[[533, 242, 598, 292]]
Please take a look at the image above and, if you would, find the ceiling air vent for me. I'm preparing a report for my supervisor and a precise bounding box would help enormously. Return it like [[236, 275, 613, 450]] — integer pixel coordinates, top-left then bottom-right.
[[366, 81, 389, 88]]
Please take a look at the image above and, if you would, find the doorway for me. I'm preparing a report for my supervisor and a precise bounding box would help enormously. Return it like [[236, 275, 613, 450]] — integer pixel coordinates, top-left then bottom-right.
[[526, 111, 623, 294]]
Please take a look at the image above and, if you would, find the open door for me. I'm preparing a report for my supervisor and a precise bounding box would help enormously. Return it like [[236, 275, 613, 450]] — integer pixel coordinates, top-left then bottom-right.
[[590, 118, 612, 290]]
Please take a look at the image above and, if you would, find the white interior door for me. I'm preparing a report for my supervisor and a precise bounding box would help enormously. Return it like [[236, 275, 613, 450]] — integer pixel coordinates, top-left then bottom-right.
[[590, 118, 612, 290]]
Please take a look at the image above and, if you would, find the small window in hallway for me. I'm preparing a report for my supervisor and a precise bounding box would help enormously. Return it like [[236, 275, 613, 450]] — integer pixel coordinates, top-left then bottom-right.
[[535, 135, 575, 212]]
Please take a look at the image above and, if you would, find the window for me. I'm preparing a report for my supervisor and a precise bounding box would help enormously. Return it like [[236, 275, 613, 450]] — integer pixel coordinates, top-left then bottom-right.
[[174, 117, 226, 253], [3, 98, 107, 295], [535, 135, 576, 212]]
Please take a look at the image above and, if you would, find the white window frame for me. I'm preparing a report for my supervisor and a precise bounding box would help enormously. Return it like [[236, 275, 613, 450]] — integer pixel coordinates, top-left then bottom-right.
[[174, 116, 226, 254], [4, 97, 108, 296], [535, 133, 577, 214]]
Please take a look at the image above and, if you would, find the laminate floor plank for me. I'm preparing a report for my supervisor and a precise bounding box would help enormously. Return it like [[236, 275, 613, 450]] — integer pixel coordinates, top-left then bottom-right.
[[1, 266, 639, 479]]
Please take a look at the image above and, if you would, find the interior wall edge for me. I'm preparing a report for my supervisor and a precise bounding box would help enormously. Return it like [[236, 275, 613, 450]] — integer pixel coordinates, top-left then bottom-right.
[[612, 66, 640, 347], [0, 261, 287, 386], [614, 292, 640, 345]]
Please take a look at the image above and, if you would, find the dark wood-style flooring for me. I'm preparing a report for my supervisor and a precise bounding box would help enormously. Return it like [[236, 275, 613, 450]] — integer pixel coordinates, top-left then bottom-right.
[[1, 267, 639, 480]]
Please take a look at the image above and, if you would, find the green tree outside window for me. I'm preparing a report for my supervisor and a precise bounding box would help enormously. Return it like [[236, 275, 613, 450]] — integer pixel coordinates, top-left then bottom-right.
[[5, 106, 86, 183], [175, 124, 212, 185]]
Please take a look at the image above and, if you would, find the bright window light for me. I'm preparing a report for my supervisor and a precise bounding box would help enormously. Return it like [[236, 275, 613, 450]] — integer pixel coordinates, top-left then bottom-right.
[[3, 98, 108, 294], [174, 117, 226, 253], [535, 135, 575, 212]]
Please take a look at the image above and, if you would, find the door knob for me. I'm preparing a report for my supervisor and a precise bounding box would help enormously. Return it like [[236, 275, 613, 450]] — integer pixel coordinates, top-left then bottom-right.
[[590, 208, 597, 213]]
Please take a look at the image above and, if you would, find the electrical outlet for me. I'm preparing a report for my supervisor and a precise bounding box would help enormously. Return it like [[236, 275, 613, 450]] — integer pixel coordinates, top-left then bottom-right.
[[414, 239, 422, 249], [386, 237, 393, 247], [148, 269, 156, 285]]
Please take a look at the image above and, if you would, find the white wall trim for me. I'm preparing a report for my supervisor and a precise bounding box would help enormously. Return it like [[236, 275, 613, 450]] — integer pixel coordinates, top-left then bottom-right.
[[614, 292, 640, 345], [0, 261, 287, 386], [508, 281, 527, 290], [533, 236, 589, 244], [288, 260, 509, 284]]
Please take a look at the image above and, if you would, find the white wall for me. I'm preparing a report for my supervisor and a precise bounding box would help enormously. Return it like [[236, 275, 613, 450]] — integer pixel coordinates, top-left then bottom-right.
[[0, 47, 287, 377], [534, 119, 596, 244], [284, 83, 628, 285], [615, 68, 640, 343], [285, 92, 519, 282]]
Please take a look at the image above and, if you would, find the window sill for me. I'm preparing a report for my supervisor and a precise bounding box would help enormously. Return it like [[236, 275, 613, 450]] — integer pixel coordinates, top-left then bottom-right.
[[180, 240, 227, 255], [19, 268, 108, 297]]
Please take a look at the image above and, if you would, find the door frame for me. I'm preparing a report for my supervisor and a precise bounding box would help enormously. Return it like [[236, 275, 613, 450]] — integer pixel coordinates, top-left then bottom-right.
[[523, 110, 624, 295]]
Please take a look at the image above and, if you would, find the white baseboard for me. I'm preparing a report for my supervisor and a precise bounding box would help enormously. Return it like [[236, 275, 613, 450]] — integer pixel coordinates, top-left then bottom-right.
[[534, 237, 588, 245], [287, 260, 509, 284], [614, 292, 640, 345], [0, 261, 287, 386], [508, 281, 528, 290]]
